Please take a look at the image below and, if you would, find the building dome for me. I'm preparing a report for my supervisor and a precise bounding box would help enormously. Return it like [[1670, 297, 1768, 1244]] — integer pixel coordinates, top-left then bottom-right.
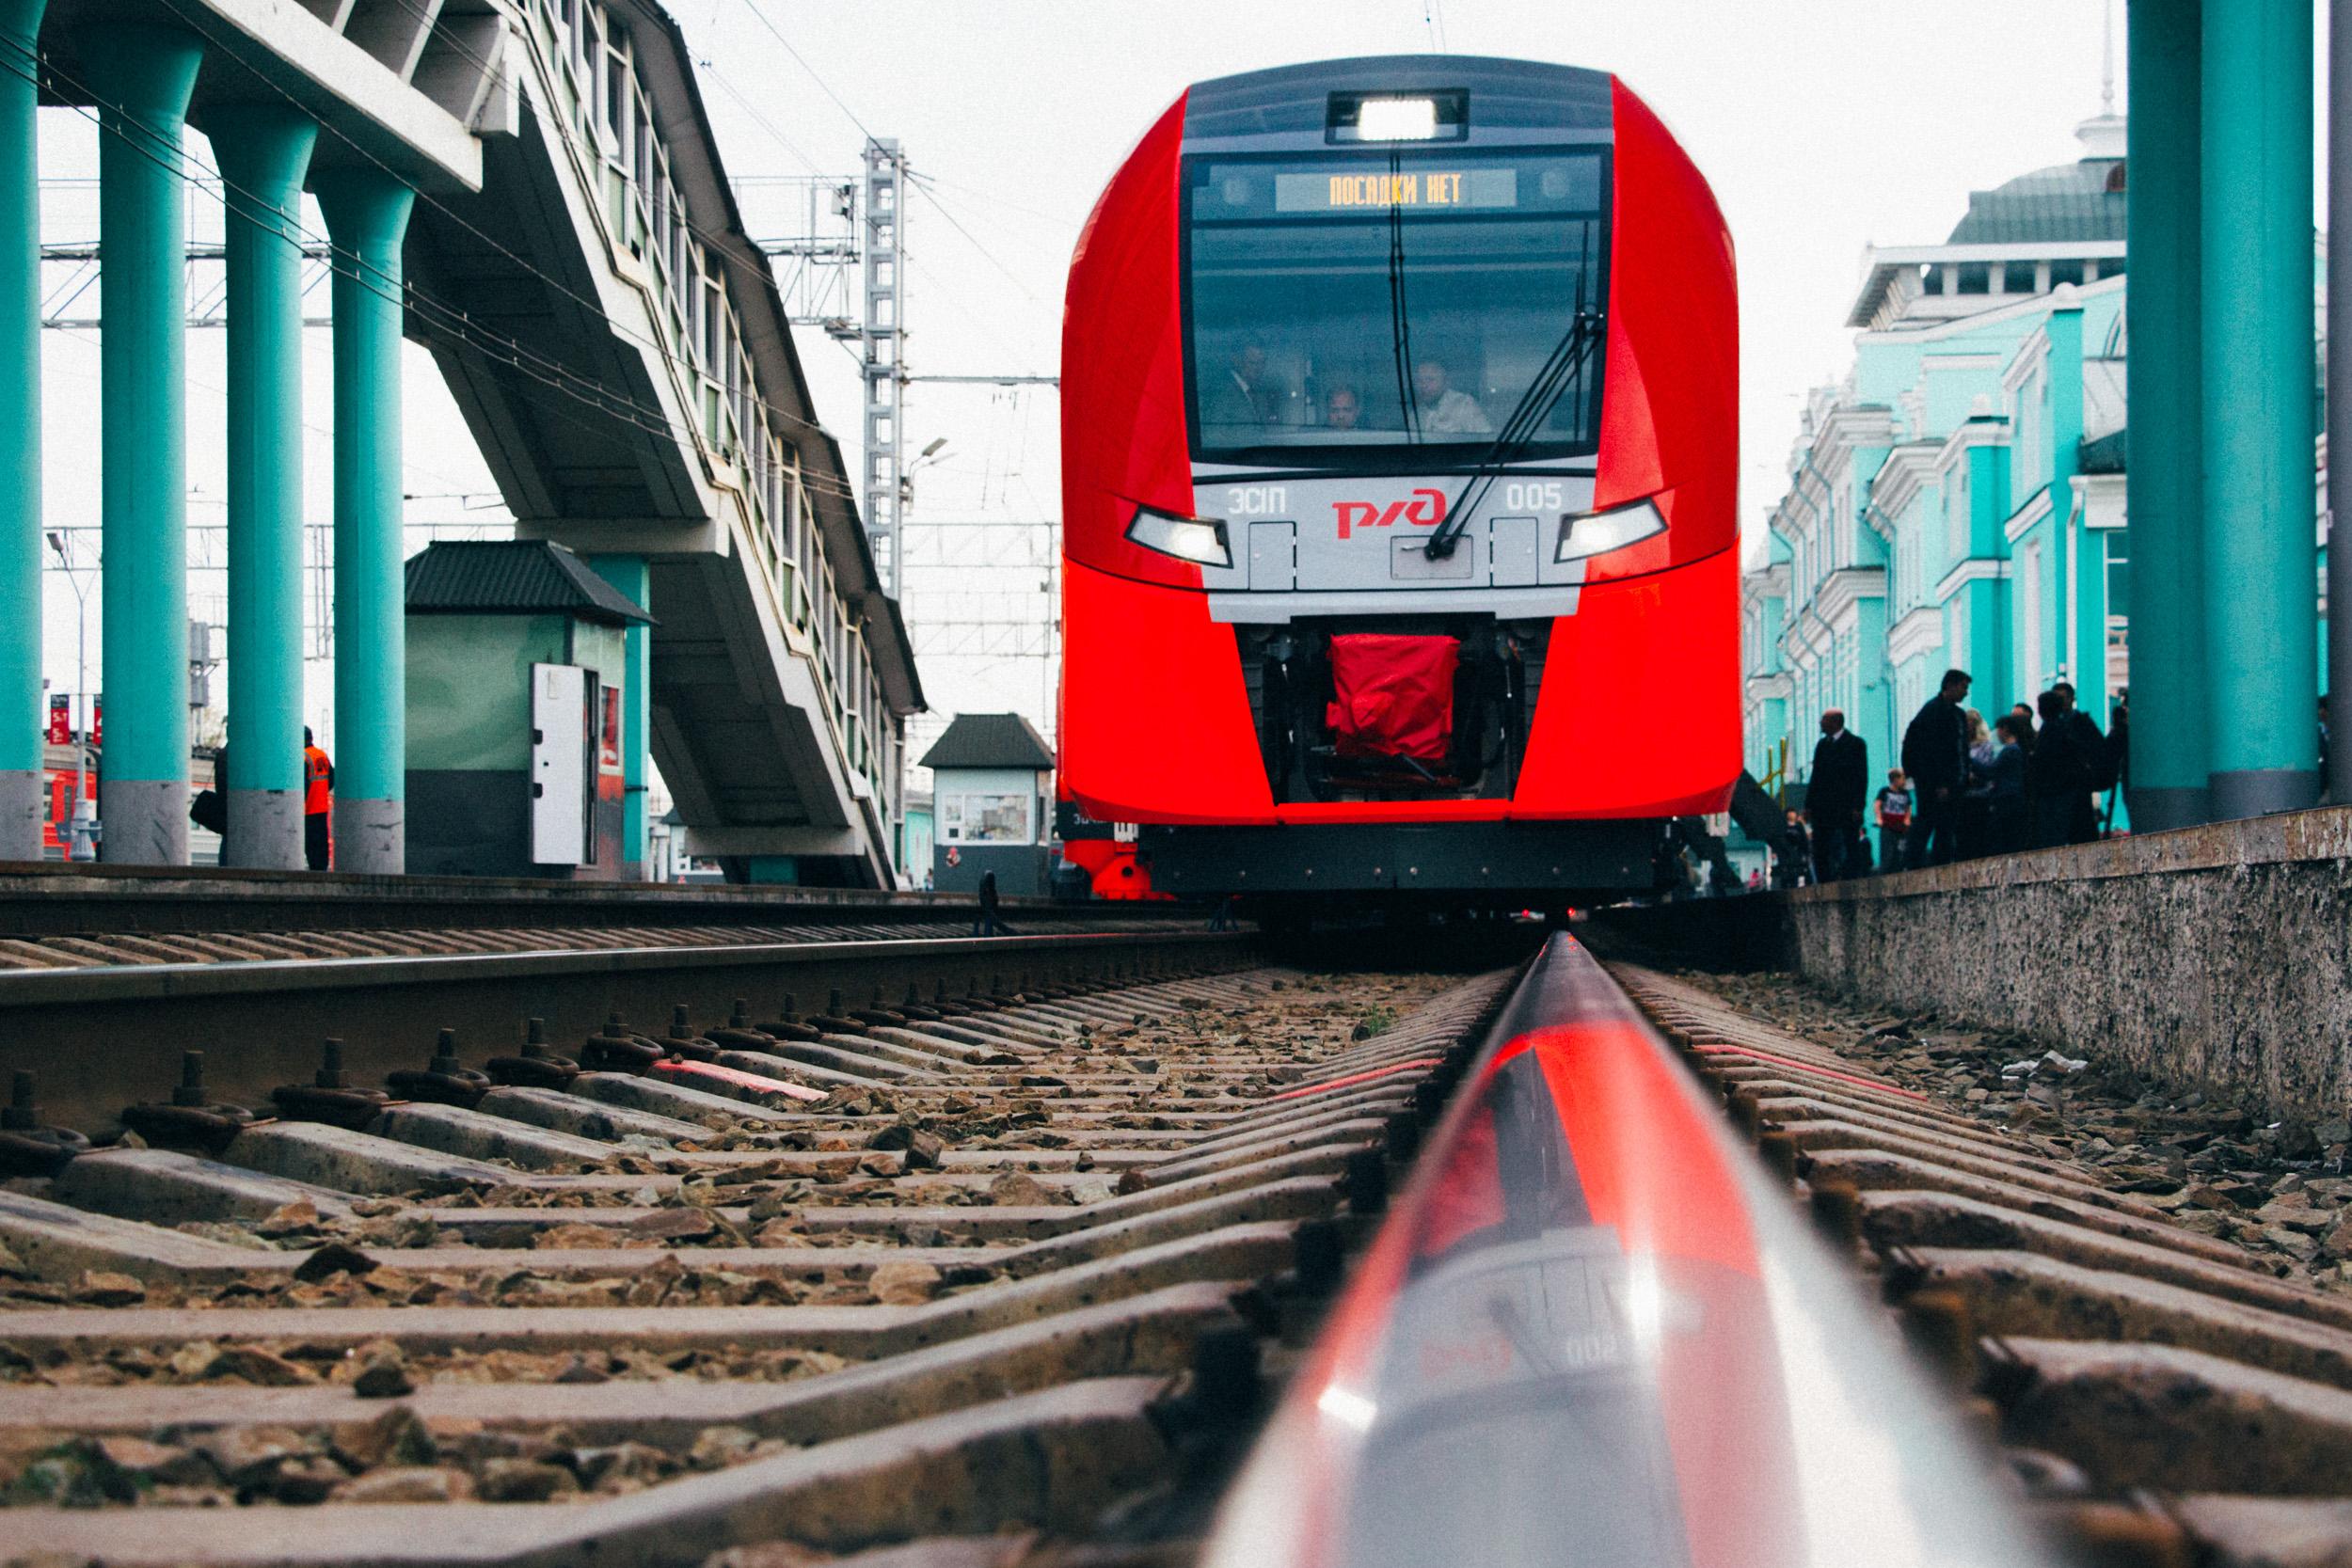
[[1946, 122, 2127, 245]]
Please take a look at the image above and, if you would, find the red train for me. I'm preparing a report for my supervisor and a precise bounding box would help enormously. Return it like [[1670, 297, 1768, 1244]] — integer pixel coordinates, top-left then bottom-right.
[[1058, 56, 1739, 902]]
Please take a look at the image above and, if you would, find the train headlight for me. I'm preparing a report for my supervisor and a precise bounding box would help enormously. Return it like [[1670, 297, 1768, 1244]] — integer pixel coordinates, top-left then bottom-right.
[[1126, 505, 1232, 568], [1327, 89, 1467, 143], [1356, 98, 1438, 141], [1554, 498, 1667, 562]]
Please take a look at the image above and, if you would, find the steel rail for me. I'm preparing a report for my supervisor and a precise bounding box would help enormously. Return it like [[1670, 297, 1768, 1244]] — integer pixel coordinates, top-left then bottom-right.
[[1206, 932, 2061, 1568]]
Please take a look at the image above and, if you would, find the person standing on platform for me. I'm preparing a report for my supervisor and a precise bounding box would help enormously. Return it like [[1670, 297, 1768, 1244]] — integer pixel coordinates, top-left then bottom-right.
[[2106, 690, 2132, 832], [1985, 715, 2030, 852], [1900, 669, 1973, 868], [2010, 702, 2039, 757], [1873, 769, 1913, 871], [302, 728, 334, 872], [2027, 690, 2094, 848], [2050, 682, 2111, 844], [1776, 809, 1815, 888], [1806, 709, 1867, 881]]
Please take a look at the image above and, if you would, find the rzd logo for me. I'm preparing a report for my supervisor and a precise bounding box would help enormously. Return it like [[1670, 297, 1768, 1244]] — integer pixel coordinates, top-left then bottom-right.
[[1333, 488, 1446, 540]]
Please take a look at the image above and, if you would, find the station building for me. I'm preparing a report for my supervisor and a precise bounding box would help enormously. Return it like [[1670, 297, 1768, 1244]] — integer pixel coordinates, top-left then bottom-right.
[[1745, 109, 2328, 861]]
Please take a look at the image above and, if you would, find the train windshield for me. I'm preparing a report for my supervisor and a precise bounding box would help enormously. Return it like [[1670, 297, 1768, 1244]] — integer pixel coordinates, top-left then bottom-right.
[[1184, 146, 1609, 471]]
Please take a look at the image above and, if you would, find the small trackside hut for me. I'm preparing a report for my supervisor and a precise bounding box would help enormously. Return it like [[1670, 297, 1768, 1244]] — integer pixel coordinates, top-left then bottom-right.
[[921, 713, 1055, 896], [402, 541, 655, 880]]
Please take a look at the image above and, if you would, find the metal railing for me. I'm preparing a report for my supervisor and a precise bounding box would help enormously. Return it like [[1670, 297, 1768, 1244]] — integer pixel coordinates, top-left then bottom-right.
[[509, 0, 896, 821]]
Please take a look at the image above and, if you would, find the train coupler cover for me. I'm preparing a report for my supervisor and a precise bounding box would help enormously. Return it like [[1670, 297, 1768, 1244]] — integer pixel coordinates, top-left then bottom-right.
[[1326, 632, 1459, 763]]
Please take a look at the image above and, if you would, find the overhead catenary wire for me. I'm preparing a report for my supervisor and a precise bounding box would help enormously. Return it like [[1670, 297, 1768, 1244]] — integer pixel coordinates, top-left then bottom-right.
[[21, 65, 867, 513], [126, 0, 873, 474], [725, 2, 1053, 321], [8, 42, 855, 499]]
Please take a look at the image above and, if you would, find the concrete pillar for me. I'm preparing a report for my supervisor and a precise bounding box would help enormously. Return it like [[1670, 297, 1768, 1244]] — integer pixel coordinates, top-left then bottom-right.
[[2127, 0, 2210, 830], [209, 107, 315, 870], [2201, 0, 2318, 819], [0, 0, 43, 861], [84, 28, 203, 865], [587, 554, 650, 877], [2045, 291, 2095, 695], [2329, 0, 2352, 801], [315, 168, 413, 873]]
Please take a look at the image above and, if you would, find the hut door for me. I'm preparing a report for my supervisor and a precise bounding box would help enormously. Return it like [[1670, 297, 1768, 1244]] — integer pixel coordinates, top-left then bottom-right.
[[530, 663, 590, 865]]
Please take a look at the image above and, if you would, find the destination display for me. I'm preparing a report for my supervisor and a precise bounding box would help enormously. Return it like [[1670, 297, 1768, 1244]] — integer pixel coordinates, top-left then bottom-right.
[[1195, 151, 1602, 222], [1291, 168, 1518, 211]]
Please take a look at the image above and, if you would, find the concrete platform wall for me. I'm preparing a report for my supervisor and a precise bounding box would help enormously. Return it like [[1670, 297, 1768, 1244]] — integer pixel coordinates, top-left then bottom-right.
[[1598, 809, 2352, 1121]]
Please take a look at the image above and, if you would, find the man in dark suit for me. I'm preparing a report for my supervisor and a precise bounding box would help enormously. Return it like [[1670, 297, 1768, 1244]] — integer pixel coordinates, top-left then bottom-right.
[[1900, 668, 1974, 868], [1806, 709, 1868, 881]]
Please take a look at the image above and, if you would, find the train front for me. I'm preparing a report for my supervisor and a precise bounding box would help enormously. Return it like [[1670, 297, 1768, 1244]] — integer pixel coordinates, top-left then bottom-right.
[[1060, 57, 1739, 902]]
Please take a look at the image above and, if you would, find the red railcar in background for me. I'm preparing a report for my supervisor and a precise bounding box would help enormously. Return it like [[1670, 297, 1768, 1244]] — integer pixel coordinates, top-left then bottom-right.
[[1058, 56, 1738, 904]]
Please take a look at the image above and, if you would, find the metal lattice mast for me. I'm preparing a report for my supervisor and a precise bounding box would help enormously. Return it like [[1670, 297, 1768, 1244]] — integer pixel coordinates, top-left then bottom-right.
[[862, 138, 905, 595]]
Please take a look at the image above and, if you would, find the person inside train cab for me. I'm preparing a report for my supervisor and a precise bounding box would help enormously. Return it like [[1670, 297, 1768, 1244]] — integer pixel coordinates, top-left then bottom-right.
[[1325, 385, 1363, 432], [1411, 358, 1492, 435], [1202, 341, 1282, 430], [303, 726, 334, 872]]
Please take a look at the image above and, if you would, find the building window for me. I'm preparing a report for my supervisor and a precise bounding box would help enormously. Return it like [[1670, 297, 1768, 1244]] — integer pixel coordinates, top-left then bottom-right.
[[2022, 540, 2045, 689], [1956, 263, 1991, 295], [1950, 467, 1969, 560], [2105, 532, 2129, 619], [940, 792, 1030, 844], [2003, 261, 2036, 293]]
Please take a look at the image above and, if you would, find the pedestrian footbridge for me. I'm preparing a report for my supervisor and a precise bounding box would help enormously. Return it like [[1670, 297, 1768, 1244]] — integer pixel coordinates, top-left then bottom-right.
[[4, 0, 918, 884]]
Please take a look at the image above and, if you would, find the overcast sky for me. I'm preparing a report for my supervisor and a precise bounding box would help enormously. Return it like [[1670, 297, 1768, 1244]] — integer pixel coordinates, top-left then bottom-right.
[[31, 2, 2330, 781], [690, 0, 2140, 532], [673, 0, 2154, 744]]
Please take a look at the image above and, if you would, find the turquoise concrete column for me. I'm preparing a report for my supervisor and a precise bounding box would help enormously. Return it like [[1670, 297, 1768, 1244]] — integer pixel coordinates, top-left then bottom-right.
[[315, 167, 414, 873], [209, 106, 315, 870], [2329, 0, 2352, 801], [2201, 0, 2317, 818], [2128, 0, 2209, 829], [0, 0, 44, 860], [587, 554, 650, 877], [84, 27, 203, 864]]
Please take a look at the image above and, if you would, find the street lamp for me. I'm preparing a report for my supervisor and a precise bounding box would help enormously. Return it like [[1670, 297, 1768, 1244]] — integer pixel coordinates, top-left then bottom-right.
[[45, 530, 97, 859], [899, 437, 950, 505]]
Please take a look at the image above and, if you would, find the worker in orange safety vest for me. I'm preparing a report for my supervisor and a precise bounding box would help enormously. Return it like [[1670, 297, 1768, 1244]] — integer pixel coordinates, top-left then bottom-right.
[[303, 727, 333, 871]]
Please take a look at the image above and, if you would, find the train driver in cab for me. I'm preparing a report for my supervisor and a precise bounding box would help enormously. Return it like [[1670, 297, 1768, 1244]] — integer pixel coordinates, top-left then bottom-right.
[[1203, 340, 1284, 430], [1412, 357, 1491, 435], [1324, 384, 1363, 432]]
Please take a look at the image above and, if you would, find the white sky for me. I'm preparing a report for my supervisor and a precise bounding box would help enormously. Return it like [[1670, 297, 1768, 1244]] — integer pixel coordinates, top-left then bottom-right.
[[31, 2, 2328, 790], [682, 0, 2142, 739]]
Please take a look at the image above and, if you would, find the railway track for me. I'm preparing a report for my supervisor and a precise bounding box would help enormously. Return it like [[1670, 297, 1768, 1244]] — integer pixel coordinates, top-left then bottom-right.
[[0, 915, 1186, 973], [0, 951, 1507, 1565], [1620, 960, 2352, 1568], [0, 923, 1251, 1132], [8, 918, 2329, 1566]]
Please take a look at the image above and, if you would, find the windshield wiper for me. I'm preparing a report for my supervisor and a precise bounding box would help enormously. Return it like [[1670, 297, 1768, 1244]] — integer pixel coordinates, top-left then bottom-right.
[[1386, 149, 1422, 442], [1422, 307, 1604, 561]]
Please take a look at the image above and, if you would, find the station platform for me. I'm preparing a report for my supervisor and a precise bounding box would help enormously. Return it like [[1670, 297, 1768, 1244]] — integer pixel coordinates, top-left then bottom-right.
[[1592, 805, 2352, 1124], [0, 861, 1170, 941]]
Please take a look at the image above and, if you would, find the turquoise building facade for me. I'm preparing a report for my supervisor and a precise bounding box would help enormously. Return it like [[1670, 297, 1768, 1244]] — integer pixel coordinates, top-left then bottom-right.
[[1743, 109, 2322, 861]]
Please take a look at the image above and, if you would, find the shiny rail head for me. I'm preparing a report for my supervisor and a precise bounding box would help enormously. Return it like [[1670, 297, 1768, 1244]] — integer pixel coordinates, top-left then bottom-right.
[[1202, 932, 2068, 1568]]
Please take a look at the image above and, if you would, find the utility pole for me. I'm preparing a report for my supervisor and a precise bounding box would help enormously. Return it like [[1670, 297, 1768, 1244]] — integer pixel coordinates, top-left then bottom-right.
[[862, 139, 906, 596]]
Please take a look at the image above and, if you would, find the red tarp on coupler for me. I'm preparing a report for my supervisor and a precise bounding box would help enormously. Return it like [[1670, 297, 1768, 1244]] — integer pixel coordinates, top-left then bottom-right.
[[1326, 633, 1459, 763]]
